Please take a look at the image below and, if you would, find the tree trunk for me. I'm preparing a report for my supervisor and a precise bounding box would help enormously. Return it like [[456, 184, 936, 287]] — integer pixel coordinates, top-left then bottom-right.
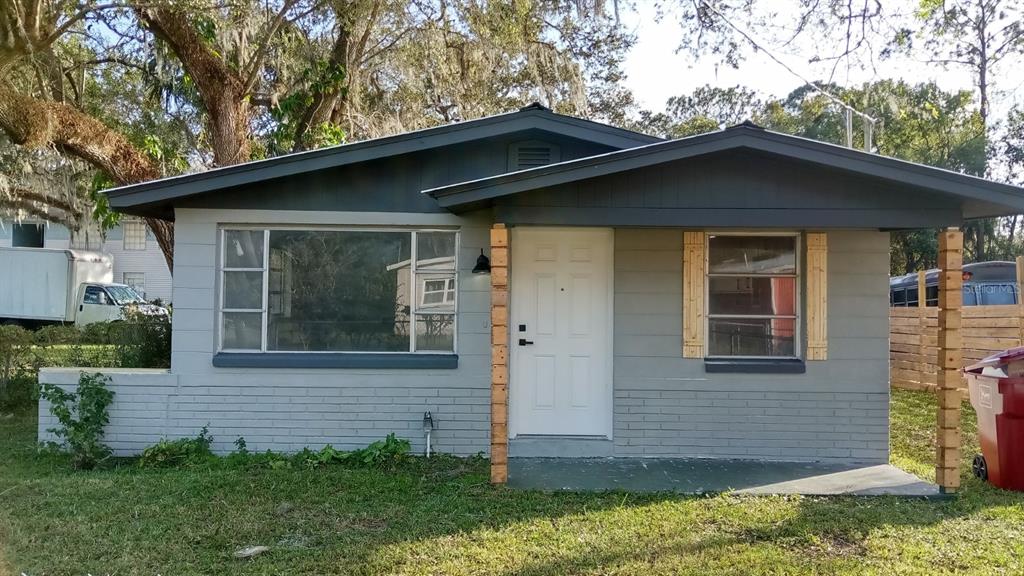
[[0, 81, 176, 270], [292, 20, 352, 152], [137, 7, 252, 166]]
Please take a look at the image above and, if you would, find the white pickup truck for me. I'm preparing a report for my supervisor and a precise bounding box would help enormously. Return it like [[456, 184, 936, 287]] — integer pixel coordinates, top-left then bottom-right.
[[0, 247, 168, 327]]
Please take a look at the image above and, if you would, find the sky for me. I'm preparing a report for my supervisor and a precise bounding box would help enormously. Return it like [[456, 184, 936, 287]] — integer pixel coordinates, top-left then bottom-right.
[[619, 1, 1023, 121]]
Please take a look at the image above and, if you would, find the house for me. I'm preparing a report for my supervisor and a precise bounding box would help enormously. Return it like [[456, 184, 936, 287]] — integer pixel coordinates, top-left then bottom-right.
[[0, 218, 172, 302], [37, 104, 1024, 490]]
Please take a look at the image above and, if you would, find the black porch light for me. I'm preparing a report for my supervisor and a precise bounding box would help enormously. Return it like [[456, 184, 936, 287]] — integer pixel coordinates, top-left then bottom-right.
[[472, 249, 491, 274]]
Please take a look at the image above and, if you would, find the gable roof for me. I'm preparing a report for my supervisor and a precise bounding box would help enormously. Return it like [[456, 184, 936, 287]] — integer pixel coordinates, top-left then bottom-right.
[[424, 123, 1024, 218], [105, 104, 660, 212]]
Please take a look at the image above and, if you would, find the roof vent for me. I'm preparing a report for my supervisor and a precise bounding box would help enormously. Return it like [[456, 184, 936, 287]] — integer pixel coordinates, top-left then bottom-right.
[[519, 102, 551, 112], [508, 140, 561, 171], [728, 120, 764, 130]]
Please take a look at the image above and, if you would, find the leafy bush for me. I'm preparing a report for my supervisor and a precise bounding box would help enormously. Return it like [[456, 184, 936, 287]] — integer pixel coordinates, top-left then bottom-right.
[[139, 426, 214, 468], [106, 310, 172, 369], [296, 434, 411, 468], [1, 315, 171, 382], [226, 434, 412, 470], [349, 433, 411, 466], [0, 325, 35, 407], [39, 372, 115, 470]]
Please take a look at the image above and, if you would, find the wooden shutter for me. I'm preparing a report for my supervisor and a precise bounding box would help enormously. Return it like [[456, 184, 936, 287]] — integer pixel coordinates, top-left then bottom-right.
[[683, 231, 705, 358], [806, 232, 828, 360]]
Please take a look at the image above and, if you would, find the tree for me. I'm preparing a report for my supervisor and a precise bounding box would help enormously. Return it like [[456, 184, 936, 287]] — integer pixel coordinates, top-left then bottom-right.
[[646, 79, 989, 273], [1, 0, 632, 272], [637, 85, 763, 138]]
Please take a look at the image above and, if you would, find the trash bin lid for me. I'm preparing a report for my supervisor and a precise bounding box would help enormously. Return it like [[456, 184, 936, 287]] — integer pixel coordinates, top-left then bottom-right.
[[965, 346, 1024, 373]]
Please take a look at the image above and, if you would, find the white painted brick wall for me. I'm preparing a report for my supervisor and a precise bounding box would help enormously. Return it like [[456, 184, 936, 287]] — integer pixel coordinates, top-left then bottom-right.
[[38, 368, 490, 456]]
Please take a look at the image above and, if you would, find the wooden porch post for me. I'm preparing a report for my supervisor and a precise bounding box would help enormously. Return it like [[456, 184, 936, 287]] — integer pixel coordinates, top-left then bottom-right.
[[936, 228, 963, 493], [490, 224, 509, 484], [918, 270, 929, 390]]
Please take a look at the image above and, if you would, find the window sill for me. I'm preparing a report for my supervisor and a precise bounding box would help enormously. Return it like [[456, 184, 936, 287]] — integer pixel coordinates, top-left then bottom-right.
[[703, 358, 806, 374], [212, 352, 458, 369]]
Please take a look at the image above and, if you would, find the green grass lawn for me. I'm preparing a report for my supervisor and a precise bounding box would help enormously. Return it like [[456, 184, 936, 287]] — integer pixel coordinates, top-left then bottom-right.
[[2, 389, 1023, 575]]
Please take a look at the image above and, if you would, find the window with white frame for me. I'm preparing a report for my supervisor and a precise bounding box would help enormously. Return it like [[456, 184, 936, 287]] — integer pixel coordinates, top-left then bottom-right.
[[706, 234, 799, 358], [122, 272, 146, 298], [219, 228, 457, 353], [123, 221, 147, 250]]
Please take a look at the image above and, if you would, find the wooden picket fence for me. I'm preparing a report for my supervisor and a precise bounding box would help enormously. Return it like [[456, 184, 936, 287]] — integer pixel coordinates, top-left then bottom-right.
[[890, 257, 1024, 391]]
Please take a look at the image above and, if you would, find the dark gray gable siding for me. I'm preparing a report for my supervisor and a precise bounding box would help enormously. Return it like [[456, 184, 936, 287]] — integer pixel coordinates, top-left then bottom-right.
[[428, 126, 1024, 221], [175, 132, 616, 213], [491, 150, 965, 228], [106, 108, 659, 219]]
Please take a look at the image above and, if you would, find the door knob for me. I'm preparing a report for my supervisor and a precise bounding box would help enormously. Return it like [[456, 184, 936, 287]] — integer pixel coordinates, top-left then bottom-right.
[[518, 338, 534, 346]]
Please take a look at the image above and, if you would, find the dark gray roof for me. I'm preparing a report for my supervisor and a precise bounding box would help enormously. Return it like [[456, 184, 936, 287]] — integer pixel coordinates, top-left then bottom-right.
[[424, 123, 1024, 218], [104, 104, 660, 211]]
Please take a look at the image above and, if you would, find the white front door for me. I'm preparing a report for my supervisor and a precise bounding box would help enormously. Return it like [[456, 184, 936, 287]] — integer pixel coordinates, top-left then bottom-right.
[[510, 228, 613, 437]]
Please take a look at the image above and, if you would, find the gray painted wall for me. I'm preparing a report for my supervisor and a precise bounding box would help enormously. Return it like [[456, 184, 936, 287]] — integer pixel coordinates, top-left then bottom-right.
[[38, 209, 890, 464], [610, 228, 890, 463], [165, 208, 494, 456]]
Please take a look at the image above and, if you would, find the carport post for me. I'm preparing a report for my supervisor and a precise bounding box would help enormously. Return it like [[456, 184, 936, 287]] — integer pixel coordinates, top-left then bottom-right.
[[490, 223, 509, 484], [936, 228, 963, 493]]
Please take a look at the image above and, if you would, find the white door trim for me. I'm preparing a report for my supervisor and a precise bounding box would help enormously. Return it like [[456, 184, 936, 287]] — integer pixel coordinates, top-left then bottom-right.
[[508, 227, 614, 439]]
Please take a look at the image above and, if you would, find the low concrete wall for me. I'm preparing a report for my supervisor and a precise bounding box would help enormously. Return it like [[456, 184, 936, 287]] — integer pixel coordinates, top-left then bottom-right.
[[38, 368, 179, 456]]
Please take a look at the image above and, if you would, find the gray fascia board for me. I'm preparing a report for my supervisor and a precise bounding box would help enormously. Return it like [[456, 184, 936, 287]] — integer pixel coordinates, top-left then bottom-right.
[[427, 127, 1024, 213], [106, 110, 659, 208]]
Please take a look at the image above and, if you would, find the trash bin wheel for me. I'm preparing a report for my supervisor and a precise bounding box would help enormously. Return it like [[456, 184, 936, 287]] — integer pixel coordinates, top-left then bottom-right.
[[972, 454, 988, 480]]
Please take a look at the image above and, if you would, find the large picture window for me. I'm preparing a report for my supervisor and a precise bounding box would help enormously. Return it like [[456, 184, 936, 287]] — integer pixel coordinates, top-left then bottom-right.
[[706, 234, 799, 358], [219, 228, 457, 353]]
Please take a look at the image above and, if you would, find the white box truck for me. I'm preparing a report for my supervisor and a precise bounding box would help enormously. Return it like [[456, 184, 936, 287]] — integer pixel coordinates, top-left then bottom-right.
[[0, 247, 167, 327]]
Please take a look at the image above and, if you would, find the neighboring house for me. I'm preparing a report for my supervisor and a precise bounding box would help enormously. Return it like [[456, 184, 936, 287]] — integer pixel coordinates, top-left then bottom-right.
[[37, 104, 1024, 484], [0, 218, 172, 303]]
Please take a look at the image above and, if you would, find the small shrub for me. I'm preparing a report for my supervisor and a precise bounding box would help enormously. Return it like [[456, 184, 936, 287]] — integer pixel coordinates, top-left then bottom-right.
[[139, 426, 214, 468], [348, 433, 411, 466], [0, 325, 35, 407], [297, 444, 347, 469], [109, 309, 171, 369], [40, 372, 115, 470]]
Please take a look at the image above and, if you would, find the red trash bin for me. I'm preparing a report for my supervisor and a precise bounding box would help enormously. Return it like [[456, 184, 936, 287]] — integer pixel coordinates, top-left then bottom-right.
[[963, 347, 1024, 491]]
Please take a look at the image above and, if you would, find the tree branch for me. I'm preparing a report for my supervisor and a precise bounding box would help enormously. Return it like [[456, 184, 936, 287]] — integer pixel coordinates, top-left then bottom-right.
[[241, 0, 301, 94]]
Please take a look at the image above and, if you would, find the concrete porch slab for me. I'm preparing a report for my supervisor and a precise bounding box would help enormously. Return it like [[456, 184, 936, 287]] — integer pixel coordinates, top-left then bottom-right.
[[507, 458, 941, 497]]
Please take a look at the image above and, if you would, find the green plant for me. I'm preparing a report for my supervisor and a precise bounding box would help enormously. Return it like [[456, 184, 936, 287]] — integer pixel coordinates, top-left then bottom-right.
[[347, 433, 411, 466], [0, 324, 35, 407], [109, 310, 172, 369], [139, 426, 214, 468], [39, 372, 115, 469]]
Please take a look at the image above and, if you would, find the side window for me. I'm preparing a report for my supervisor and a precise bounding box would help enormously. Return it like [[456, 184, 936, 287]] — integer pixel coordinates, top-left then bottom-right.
[[706, 234, 798, 358], [12, 223, 44, 248], [123, 272, 146, 299], [892, 288, 906, 307], [925, 285, 939, 307], [123, 221, 147, 250], [84, 286, 108, 305]]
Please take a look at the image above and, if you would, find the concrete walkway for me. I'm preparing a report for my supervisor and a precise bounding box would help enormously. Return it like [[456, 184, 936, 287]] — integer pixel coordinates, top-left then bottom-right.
[[508, 458, 941, 497]]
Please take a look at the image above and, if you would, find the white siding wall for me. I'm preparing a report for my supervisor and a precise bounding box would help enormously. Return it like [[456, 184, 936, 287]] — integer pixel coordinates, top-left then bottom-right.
[[0, 220, 172, 302]]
